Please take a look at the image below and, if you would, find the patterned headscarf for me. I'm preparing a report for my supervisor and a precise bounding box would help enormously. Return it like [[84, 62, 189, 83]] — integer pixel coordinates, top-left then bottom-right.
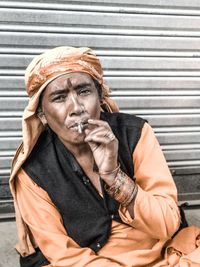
[[25, 46, 118, 111]]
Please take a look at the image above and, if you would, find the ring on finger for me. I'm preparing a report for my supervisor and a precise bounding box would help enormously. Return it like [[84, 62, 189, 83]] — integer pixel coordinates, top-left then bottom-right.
[[106, 132, 115, 141]]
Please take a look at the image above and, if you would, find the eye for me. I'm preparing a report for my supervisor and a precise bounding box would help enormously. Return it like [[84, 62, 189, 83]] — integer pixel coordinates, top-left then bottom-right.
[[52, 94, 66, 102], [79, 87, 91, 96]]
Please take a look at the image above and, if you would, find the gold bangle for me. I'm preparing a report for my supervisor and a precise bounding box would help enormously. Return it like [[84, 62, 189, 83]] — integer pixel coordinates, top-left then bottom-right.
[[104, 168, 125, 196], [104, 169, 137, 207], [115, 175, 135, 205], [99, 163, 120, 176], [121, 184, 138, 207]]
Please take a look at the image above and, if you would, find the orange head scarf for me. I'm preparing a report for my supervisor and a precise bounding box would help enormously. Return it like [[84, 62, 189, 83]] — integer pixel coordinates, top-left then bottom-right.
[[25, 46, 118, 112]]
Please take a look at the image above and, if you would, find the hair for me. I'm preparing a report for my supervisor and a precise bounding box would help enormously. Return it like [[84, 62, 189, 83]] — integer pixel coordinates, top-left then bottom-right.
[[36, 89, 45, 115], [93, 78, 102, 99]]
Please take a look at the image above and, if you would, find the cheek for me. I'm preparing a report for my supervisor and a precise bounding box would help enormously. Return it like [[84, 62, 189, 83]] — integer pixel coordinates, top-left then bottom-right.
[[87, 99, 101, 117], [44, 105, 66, 125]]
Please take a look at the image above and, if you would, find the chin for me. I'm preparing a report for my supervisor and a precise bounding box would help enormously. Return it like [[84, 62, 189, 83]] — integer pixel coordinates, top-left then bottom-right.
[[72, 133, 86, 144]]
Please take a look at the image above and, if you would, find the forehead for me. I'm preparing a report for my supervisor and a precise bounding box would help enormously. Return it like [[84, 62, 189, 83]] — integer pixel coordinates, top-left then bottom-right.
[[45, 72, 94, 92]]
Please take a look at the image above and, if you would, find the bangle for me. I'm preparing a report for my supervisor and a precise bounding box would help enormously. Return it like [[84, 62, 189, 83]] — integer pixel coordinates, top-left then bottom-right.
[[104, 168, 138, 207], [99, 163, 120, 176], [121, 183, 138, 207]]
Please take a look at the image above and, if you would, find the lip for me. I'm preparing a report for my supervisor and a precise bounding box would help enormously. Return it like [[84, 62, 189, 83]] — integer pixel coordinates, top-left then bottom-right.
[[68, 117, 89, 129], [69, 121, 89, 133]]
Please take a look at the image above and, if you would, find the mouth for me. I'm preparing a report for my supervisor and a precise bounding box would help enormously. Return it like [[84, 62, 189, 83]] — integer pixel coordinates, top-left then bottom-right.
[[69, 120, 89, 133], [76, 121, 88, 133]]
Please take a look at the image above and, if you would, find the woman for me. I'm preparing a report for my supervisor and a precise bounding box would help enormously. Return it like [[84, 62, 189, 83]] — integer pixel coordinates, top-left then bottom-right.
[[10, 46, 200, 266]]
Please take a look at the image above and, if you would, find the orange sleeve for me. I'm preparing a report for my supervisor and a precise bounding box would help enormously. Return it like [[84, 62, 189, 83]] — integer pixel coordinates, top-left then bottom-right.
[[16, 169, 123, 267], [119, 122, 180, 239]]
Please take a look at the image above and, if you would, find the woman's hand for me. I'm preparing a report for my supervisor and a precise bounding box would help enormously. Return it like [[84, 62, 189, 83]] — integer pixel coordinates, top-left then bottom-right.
[[84, 119, 119, 184]]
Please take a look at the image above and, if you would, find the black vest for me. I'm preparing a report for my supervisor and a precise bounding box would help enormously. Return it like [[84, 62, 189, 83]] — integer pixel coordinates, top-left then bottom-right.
[[23, 112, 145, 252]]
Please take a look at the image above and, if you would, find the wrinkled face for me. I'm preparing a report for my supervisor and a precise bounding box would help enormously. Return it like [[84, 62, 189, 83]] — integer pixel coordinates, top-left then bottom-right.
[[40, 72, 101, 147]]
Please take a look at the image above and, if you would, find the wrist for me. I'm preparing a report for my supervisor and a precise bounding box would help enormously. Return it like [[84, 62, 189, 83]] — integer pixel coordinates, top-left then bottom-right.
[[99, 164, 120, 186]]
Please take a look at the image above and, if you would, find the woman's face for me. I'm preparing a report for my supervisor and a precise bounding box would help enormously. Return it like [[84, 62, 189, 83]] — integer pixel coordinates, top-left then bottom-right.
[[40, 72, 101, 147]]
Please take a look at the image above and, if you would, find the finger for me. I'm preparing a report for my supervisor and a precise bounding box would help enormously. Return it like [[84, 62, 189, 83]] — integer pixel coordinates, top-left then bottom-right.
[[87, 141, 100, 153], [86, 136, 114, 145], [88, 119, 111, 129], [85, 127, 113, 140], [85, 132, 116, 144], [85, 126, 107, 137]]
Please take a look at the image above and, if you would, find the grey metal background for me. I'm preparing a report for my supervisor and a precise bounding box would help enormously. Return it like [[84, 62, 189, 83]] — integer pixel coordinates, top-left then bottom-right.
[[0, 0, 200, 220]]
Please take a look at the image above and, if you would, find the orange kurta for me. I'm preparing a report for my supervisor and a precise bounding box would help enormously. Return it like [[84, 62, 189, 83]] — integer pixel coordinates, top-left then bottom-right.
[[15, 122, 186, 267]]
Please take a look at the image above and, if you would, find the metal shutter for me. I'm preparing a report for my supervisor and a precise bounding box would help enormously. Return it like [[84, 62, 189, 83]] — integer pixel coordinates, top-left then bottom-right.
[[0, 0, 200, 220]]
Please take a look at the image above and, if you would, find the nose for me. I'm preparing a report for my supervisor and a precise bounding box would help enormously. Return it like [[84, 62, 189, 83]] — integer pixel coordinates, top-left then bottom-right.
[[68, 92, 84, 116]]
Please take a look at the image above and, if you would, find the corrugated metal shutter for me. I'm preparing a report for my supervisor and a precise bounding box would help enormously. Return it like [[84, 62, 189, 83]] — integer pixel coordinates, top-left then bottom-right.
[[0, 0, 200, 220]]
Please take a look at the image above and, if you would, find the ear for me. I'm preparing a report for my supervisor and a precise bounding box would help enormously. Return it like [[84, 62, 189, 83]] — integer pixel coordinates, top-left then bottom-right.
[[37, 112, 48, 126]]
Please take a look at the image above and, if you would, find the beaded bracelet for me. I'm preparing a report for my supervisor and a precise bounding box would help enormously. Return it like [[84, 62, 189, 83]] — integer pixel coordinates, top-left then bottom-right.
[[104, 168, 138, 207]]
